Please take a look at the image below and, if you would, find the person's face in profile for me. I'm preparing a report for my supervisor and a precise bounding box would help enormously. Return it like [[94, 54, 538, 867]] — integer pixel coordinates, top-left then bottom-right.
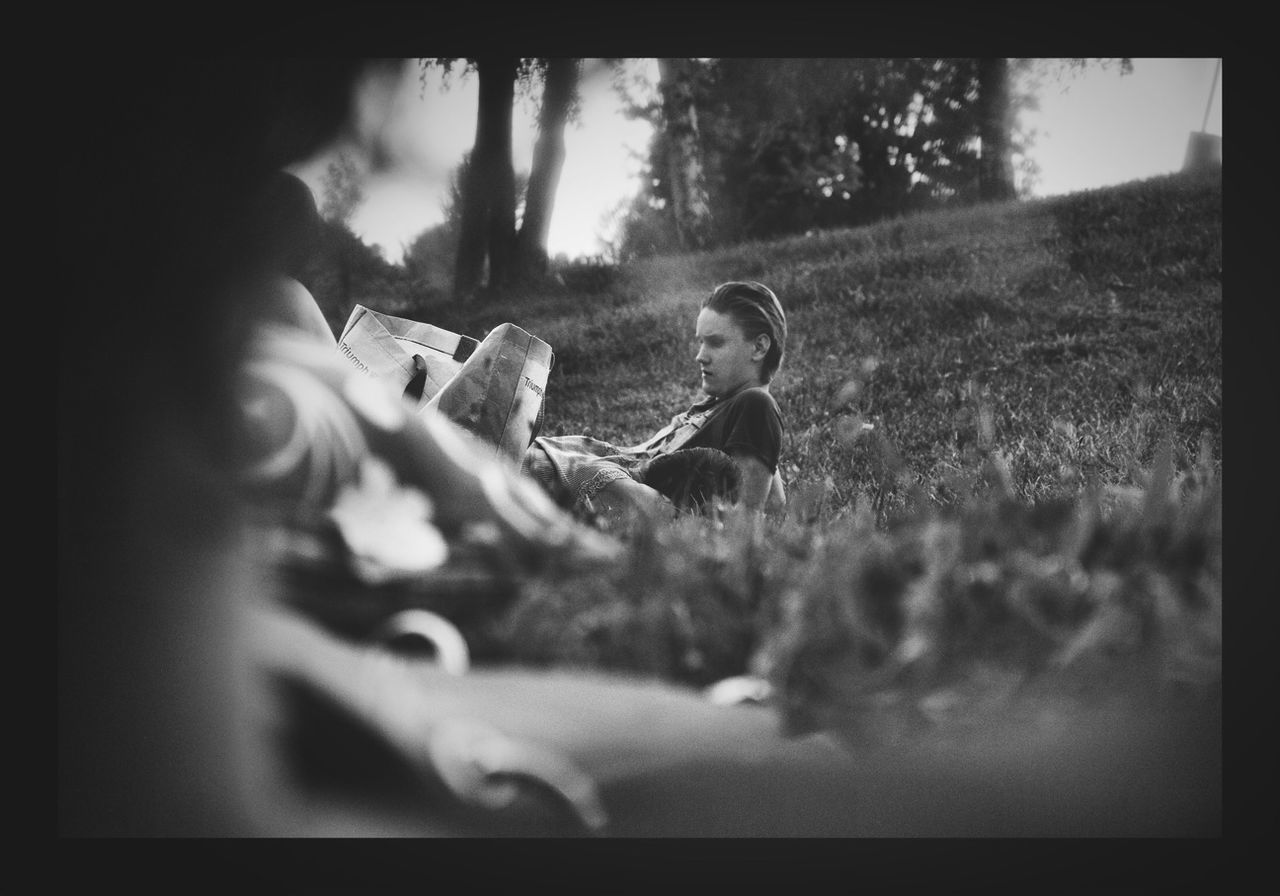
[[694, 307, 767, 398]]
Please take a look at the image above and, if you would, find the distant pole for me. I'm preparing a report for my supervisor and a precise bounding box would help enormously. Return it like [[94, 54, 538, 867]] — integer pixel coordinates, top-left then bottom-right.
[[1184, 58, 1223, 173], [1201, 58, 1221, 133]]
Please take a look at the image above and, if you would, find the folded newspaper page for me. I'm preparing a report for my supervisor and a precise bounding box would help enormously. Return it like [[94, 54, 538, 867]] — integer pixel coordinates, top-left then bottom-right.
[[337, 306, 553, 464], [338, 305, 479, 410]]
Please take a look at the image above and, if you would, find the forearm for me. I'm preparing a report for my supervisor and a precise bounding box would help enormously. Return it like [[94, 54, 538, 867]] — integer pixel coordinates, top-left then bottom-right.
[[592, 476, 675, 525], [732, 454, 775, 512]]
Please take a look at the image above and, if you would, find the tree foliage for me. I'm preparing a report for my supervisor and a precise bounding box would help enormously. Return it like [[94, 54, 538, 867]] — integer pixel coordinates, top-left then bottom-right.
[[318, 149, 364, 226], [303, 217, 411, 330], [618, 59, 988, 256], [617, 58, 1128, 259]]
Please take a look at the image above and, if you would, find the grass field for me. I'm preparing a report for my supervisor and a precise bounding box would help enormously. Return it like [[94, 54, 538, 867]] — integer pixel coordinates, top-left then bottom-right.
[[344, 170, 1222, 736]]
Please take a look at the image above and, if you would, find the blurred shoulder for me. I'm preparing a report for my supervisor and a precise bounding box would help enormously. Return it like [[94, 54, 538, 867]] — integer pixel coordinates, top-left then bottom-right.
[[260, 275, 335, 345]]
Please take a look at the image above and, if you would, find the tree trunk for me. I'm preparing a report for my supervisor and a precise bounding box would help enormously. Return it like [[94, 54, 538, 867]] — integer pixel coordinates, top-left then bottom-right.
[[453, 57, 518, 300], [515, 58, 579, 279], [977, 57, 1017, 203], [657, 57, 712, 250]]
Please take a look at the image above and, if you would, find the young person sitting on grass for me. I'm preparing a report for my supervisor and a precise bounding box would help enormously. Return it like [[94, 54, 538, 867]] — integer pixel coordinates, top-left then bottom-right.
[[521, 280, 788, 525]]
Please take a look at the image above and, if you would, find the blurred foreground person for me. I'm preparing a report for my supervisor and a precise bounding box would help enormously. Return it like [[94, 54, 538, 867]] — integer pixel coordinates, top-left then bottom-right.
[[59, 58, 382, 835], [58, 57, 1218, 840], [55, 56, 838, 837]]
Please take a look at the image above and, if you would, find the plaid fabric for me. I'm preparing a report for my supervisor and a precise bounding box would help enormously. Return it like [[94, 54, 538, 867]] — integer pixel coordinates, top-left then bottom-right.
[[522, 437, 636, 512], [522, 395, 726, 514]]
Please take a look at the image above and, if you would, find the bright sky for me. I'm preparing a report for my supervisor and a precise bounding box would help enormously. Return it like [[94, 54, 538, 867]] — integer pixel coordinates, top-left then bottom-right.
[[1017, 58, 1222, 198], [292, 59, 660, 264], [292, 58, 1222, 264]]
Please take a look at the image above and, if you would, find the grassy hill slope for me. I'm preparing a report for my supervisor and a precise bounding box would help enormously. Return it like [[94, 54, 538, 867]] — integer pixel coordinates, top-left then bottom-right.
[[397, 170, 1220, 521]]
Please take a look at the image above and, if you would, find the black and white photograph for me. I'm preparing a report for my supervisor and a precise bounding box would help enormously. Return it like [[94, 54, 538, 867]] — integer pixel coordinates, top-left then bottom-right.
[[58, 23, 1225, 865]]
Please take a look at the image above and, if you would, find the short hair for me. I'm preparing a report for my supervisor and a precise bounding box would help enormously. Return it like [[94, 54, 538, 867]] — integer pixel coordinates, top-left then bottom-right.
[[702, 281, 788, 383]]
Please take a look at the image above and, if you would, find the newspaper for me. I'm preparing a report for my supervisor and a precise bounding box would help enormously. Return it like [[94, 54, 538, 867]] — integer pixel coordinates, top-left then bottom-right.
[[337, 305, 553, 463]]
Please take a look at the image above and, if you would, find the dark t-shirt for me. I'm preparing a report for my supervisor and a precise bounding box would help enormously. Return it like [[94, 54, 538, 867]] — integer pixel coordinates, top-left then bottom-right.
[[525, 384, 785, 512], [680, 386, 784, 474]]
